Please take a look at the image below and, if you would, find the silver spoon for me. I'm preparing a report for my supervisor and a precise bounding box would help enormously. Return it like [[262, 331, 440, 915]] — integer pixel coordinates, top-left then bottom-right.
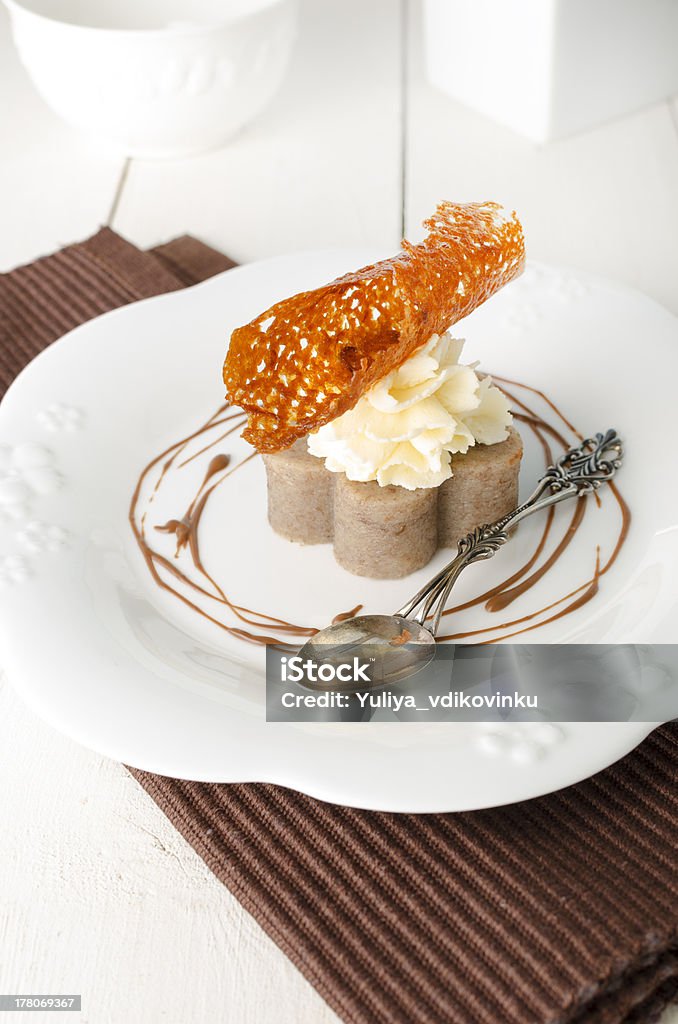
[[298, 429, 624, 689]]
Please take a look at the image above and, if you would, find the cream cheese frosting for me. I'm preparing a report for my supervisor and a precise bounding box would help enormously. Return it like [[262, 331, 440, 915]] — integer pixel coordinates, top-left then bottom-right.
[[307, 334, 512, 490]]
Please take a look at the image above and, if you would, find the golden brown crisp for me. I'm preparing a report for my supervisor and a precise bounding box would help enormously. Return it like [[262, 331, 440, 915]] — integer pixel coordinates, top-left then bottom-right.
[[223, 201, 524, 453]]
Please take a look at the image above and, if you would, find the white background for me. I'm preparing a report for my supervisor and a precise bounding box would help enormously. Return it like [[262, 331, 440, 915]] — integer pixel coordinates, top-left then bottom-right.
[[1, 1, 677, 1021]]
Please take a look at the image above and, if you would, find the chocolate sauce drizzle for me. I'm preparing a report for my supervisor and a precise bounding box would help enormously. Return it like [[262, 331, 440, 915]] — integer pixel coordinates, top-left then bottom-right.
[[129, 379, 630, 649]]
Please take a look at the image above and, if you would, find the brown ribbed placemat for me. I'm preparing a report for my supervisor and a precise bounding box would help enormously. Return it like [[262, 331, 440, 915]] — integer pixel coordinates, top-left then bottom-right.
[[2, 229, 678, 1024]]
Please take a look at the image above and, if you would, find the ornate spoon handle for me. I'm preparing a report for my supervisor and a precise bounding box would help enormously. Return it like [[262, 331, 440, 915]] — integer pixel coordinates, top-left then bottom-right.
[[396, 429, 624, 635]]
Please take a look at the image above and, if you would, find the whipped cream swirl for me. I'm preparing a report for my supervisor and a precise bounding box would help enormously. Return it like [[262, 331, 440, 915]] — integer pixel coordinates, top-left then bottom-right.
[[307, 334, 512, 490]]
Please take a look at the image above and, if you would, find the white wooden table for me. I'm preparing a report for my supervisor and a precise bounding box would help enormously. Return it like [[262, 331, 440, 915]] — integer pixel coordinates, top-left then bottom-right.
[[1, 3, 677, 1022]]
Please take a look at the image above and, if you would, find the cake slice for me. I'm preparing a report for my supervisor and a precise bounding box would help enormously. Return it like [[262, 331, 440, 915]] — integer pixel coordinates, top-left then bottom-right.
[[263, 427, 522, 579], [225, 201, 526, 579]]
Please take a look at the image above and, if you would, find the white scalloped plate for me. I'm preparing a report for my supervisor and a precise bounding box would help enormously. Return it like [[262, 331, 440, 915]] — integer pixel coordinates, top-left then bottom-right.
[[0, 250, 676, 812]]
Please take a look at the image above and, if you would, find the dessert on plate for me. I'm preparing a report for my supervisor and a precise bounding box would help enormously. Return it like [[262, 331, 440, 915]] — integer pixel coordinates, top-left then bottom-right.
[[223, 201, 525, 578]]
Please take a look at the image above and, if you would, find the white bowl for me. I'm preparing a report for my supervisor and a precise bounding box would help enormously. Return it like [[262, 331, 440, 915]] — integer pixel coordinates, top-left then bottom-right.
[[4, 0, 299, 157]]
